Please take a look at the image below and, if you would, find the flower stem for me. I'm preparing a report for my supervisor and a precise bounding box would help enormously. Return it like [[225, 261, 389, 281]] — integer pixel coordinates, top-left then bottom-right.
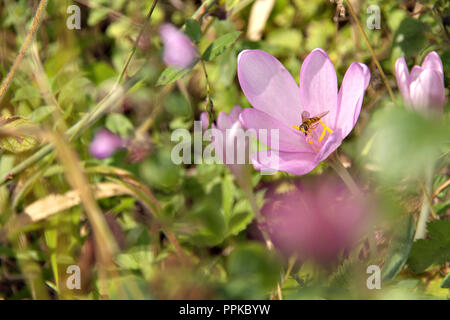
[[243, 186, 274, 251], [328, 153, 362, 197], [328, 153, 378, 258], [0, 0, 48, 104], [345, 0, 395, 102], [414, 166, 435, 240]]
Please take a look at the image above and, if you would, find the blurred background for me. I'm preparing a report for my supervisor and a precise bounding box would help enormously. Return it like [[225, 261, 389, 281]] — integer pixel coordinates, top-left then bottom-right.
[[0, 0, 449, 299]]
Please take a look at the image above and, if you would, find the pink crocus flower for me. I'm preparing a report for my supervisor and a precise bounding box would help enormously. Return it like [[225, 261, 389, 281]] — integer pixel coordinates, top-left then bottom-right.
[[259, 177, 368, 263], [200, 106, 251, 187], [395, 51, 445, 115], [89, 129, 124, 159], [237, 49, 370, 175], [159, 23, 197, 69]]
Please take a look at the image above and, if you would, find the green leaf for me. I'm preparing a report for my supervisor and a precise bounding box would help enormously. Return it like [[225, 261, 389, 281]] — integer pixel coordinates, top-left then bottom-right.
[[222, 175, 234, 221], [392, 17, 429, 59], [223, 243, 282, 299], [364, 106, 450, 182], [156, 65, 194, 86], [407, 219, 450, 273], [139, 147, 183, 191], [105, 113, 134, 137], [432, 188, 449, 216], [12, 86, 41, 102], [0, 116, 39, 153], [441, 273, 450, 289], [226, 197, 254, 237], [29, 106, 56, 123], [88, 8, 109, 26], [202, 31, 242, 61], [382, 215, 415, 281], [185, 18, 202, 42]]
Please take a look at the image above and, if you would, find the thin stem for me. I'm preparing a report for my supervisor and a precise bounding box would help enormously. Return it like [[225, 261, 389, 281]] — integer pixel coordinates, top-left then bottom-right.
[[328, 153, 377, 257], [200, 59, 215, 121], [191, 0, 218, 21], [70, 0, 159, 140], [0, 0, 159, 185], [328, 153, 362, 197], [420, 180, 438, 219], [433, 178, 449, 198], [345, 0, 395, 102], [283, 255, 297, 283], [414, 166, 435, 240], [244, 187, 274, 250], [0, 0, 48, 104]]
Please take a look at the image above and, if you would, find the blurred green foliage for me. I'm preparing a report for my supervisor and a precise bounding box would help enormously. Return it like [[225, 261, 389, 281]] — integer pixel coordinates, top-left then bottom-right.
[[0, 0, 448, 300]]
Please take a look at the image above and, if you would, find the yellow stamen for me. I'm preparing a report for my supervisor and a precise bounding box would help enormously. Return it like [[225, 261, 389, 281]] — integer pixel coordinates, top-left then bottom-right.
[[292, 125, 300, 130], [318, 120, 333, 142]]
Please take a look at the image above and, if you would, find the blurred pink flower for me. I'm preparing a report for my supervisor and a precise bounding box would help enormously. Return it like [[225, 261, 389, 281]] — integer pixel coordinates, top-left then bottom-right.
[[237, 49, 370, 175], [200, 106, 251, 187], [159, 23, 197, 69], [395, 51, 445, 115], [260, 177, 368, 263], [89, 129, 124, 159]]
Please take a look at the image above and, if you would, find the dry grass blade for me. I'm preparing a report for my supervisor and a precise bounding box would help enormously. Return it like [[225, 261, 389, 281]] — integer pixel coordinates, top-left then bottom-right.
[[49, 132, 119, 261], [7, 183, 133, 231], [247, 0, 275, 41]]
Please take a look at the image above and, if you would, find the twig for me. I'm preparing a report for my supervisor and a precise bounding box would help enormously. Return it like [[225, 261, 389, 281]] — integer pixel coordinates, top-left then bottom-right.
[[433, 178, 449, 198], [0, 0, 49, 104], [345, 0, 396, 102], [0, 0, 159, 185], [328, 152, 362, 198], [414, 166, 435, 240]]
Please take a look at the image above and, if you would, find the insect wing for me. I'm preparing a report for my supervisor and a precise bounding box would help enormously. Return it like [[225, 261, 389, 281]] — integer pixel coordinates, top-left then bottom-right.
[[315, 110, 329, 120], [301, 111, 310, 122]]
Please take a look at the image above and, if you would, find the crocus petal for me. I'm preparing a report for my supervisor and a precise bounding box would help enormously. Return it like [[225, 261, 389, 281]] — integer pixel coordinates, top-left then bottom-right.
[[421, 51, 443, 74], [409, 69, 445, 114], [217, 112, 233, 130], [217, 105, 243, 130], [315, 129, 343, 163], [395, 56, 411, 106], [335, 63, 370, 138], [200, 112, 209, 130], [250, 150, 317, 175], [237, 50, 302, 127], [160, 23, 197, 69], [229, 105, 243, 123], [239, 108, 313, 152], [299, 48, 338, 128]]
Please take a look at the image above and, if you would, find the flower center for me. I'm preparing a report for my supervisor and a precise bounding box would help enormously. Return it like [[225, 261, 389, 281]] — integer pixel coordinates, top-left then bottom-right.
[[293, 120, 334, 149]]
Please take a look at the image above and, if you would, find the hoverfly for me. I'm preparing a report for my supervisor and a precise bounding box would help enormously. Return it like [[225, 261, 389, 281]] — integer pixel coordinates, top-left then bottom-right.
[[293, 111, 329, 136]]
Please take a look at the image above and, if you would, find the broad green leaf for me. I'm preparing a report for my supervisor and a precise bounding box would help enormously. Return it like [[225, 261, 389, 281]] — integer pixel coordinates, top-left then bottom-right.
[[407, 219, 450, 273], [0, 116, 39, 153], [202, 31, 242, 61], [139, 147, 183, 191], [88, 8, 109, 26], [441, 273, 450, 289], [29, 106, 56, 123], [105, 113, 134, 137], [392, 17, 429, 59], [222, 174, 234, 221], [382, 215, 415, 281], [226, 197, 254, 237], [224, 243, 282, 299], [156, 65, 194, 86], [185, 18, 202, 42]]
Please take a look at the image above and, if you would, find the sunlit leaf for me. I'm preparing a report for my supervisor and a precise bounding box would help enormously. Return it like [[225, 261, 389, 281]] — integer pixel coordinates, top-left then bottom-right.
[[0, 116, 39, 153], [156, 65, 194, 86], [202, 31, 242, 61]]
